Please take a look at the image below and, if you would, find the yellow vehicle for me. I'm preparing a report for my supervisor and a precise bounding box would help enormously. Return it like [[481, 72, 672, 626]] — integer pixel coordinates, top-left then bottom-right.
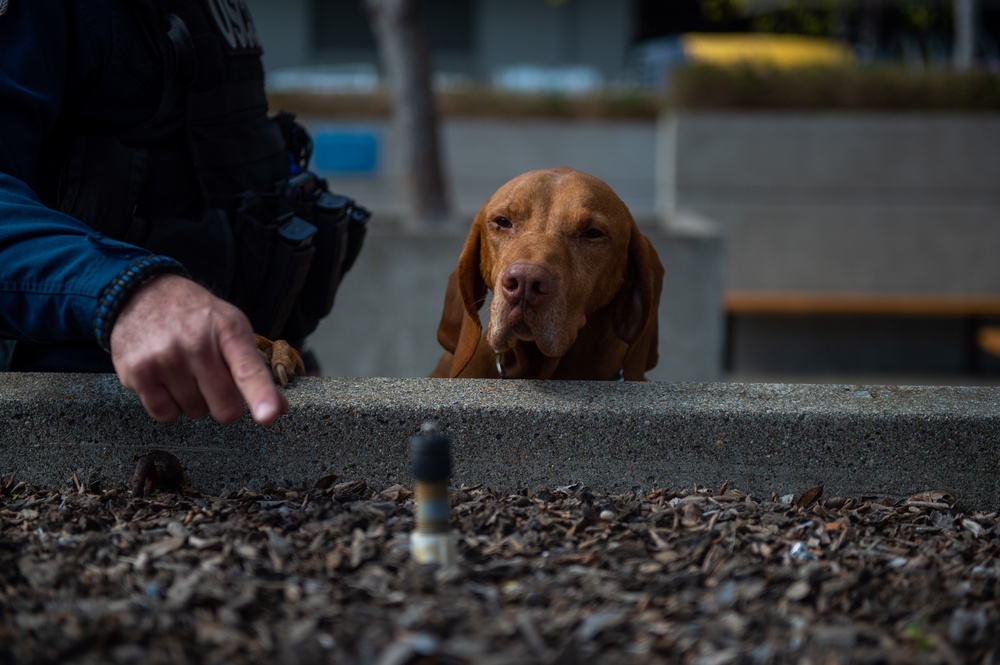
[[680, 33, 855, 67], [629, 33, 855, 88]]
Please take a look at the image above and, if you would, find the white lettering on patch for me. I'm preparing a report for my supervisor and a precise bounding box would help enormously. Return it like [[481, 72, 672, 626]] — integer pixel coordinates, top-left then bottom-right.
[[206, 0, 261, 51]]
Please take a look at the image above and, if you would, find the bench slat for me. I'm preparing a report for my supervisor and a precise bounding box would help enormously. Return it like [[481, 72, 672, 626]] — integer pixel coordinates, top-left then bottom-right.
[[724, 291, 1000, 317]]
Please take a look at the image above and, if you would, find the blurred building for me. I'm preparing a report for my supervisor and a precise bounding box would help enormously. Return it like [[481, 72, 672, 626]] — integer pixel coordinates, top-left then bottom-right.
[[248, 0, 634, 92], [248, 0, 1000, 91]]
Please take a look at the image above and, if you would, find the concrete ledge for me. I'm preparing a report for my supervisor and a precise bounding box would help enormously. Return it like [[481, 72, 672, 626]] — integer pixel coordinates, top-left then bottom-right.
[[3, 373, 998, 510]]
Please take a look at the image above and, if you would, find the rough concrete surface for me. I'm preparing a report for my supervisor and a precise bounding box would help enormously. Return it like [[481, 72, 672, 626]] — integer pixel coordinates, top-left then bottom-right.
[[2, 373, 997, 511]]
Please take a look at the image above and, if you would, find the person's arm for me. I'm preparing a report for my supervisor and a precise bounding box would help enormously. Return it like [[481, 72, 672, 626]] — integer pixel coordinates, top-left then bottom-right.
[[0, 0, 132, 344], [0, 183, 287, 426], [0, 2, 286, 425]]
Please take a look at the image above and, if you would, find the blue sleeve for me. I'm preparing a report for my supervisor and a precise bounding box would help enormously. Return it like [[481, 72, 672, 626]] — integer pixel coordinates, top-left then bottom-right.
[[0, 0, 157, 343]]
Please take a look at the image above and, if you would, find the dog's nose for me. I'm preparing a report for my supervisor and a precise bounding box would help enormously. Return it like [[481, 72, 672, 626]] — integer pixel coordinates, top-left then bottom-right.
[[500, 262, 553, 306]]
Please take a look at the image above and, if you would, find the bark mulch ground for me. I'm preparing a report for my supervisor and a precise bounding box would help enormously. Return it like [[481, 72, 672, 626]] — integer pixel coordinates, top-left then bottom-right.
[[1, 455, 998, 665]]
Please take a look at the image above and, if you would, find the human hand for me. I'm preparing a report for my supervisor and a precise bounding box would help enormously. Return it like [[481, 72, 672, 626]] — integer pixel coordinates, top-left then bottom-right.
[[109, 275, 288, 425]]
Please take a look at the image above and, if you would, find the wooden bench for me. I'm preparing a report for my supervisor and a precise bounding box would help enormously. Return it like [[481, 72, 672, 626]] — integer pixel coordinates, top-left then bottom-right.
[[725, 291, 1000, 318], [723, 290, 1000, 371]]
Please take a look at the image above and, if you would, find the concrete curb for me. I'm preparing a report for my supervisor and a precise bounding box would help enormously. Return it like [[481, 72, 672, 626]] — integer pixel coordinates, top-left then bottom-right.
[[2, 373, 998, 510]]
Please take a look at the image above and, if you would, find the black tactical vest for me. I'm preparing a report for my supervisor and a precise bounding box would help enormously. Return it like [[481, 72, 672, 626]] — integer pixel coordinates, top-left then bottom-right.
[[34, 0, 368, 341]]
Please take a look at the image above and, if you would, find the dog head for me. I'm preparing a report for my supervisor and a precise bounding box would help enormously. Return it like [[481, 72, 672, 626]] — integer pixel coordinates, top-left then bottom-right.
[[437, 167, 663, 379]]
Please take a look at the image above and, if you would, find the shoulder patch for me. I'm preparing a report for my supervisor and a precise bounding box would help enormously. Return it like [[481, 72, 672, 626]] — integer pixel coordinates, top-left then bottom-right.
[[0, 0, 9, 17], [205, 0, 261, 53]]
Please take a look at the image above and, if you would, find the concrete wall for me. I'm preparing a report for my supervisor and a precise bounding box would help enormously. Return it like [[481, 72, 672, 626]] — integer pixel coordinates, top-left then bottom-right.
[[315, 111, 1000, 298], [657, 111, 1000, 294]]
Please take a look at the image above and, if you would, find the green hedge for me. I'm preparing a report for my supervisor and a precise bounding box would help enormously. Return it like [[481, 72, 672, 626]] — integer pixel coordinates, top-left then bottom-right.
[[268, 66, 1000, 119], [268, 87, 661, 120], [669, 64, 1000, 110]]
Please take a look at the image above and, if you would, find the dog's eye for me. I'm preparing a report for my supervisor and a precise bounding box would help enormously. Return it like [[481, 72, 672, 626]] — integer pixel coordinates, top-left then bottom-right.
[[580, 227, 606, 240], [492, 216, 512, 230]]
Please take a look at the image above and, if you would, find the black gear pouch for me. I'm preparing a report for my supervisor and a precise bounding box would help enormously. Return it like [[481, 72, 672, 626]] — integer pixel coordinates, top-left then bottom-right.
[[231, 192, 317, 340], [278, 172, 370, 341]]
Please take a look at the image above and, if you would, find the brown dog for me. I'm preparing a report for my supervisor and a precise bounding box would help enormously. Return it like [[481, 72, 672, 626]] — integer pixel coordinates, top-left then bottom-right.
[[432, 167, 664, 380]]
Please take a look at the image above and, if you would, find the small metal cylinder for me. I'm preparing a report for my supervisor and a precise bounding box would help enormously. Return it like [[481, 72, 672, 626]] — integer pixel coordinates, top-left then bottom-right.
[[410, 422, 457, 565]]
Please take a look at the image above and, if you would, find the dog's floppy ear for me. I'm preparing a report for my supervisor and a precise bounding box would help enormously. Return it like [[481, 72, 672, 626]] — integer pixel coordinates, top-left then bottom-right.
[[436, 216, 488, 377], [613, 219, 664, 379]]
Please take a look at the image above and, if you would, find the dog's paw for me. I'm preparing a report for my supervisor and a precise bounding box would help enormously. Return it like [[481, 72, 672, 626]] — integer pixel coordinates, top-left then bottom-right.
[[255, 334, 306, 387]]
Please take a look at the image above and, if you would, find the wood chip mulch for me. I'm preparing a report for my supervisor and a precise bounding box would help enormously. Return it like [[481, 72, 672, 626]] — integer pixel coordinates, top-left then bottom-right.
[[1, 464, 998, 665]]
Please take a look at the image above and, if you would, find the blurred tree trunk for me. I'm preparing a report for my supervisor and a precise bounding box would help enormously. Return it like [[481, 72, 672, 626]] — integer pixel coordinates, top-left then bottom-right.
[[953, 0, 977, 71], [365, 0, 451, 229]]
